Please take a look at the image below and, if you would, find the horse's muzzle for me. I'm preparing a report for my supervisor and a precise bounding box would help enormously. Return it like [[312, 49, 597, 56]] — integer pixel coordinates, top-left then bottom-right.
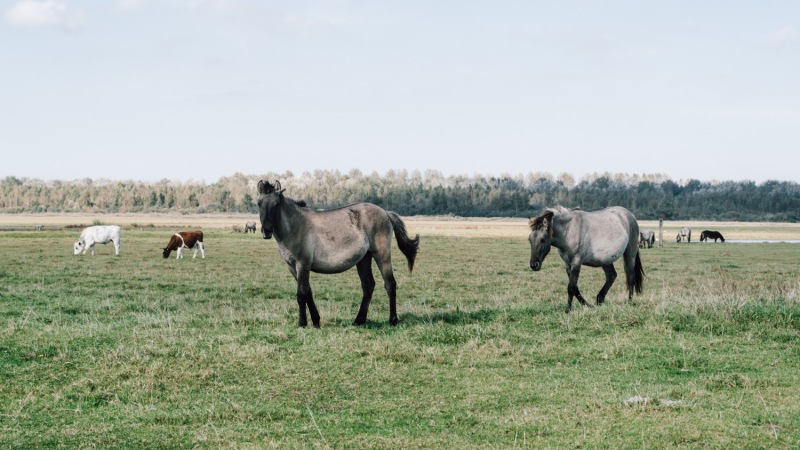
[[530, 261, 541, 271], [262, 230, 273, 240]]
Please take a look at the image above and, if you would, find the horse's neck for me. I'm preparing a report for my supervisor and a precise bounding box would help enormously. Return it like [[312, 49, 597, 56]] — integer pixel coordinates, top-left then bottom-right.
[[274, 201, 305, 241], [550, 214, 573, 251]]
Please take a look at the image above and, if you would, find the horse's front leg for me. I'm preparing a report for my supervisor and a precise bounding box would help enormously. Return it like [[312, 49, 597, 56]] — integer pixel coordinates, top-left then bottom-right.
[[295, 265, 320, 328], [564, 262, 588, 313]]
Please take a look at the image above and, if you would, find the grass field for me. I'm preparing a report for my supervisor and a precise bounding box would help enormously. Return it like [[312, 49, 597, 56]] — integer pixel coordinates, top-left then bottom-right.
[[1, 218, 799, 448]]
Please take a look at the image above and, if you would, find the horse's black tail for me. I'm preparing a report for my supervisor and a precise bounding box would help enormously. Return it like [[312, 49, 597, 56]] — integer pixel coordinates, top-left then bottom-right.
[[387, 212, 419, 274], [631, 251, 645, 296]]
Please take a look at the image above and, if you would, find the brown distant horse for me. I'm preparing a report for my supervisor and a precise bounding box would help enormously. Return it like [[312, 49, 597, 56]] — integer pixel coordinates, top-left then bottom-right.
[[257, 180, 419, 328], [163, 231, 205, 259], [700, 230, 725, 242]]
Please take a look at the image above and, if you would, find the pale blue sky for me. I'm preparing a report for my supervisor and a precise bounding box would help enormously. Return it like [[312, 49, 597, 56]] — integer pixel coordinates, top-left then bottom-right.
[[2, 0, 799, 183]]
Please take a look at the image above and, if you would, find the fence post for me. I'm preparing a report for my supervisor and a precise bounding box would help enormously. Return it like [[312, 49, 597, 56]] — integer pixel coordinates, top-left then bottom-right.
[[658, 218, 663, 248]]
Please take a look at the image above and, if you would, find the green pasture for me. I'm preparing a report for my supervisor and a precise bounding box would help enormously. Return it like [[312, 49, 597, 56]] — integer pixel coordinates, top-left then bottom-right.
[[1, 229, 799, 448]]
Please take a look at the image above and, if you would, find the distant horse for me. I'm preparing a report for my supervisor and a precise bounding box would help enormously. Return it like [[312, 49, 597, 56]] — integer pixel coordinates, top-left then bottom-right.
[[74, 225, 121, 256], [244, 221, 257, 233], [676, 227, 691, 243], [163, 231, 205, 259], [528, 206, 644, 313], [257, 180, 419, 328], [700, 230, 725, 242], [639, 229, 655, 249]]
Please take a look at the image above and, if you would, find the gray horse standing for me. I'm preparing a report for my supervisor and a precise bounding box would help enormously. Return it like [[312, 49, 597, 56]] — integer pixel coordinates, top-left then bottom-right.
[[528, 206, 644, 313], [639, 229, 655, 249], [257, 180, 419, 328], [676, 227, 691, 243]]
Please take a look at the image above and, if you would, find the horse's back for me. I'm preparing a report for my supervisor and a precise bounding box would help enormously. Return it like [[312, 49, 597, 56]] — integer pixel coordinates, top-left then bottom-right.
[[305, 202, 392, 237], [570, 207, 637, 266], [299, 203, 390, 272]]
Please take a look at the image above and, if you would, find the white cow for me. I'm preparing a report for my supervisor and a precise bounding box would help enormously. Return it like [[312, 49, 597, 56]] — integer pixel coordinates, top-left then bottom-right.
[[74, 225, 121, 256]]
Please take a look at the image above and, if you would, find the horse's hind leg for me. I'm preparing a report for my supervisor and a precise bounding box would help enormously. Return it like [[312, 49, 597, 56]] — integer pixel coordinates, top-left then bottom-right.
[[353, 253, 376, 326], [372, 250, 398, 326], [596, 264, 617, 305]]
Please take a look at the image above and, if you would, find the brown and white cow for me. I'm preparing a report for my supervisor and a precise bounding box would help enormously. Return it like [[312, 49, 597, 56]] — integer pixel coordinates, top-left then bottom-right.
[[163, 231, 205, 259]]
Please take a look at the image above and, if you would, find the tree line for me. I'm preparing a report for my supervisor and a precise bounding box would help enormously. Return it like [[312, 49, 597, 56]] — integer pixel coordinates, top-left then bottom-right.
[[2, 170, 799, 222]]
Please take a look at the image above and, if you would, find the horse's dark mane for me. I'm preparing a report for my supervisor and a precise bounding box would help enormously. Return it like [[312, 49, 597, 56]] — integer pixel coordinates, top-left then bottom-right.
[[529, 210, 555, 231], [258, 180, 306, 207], [286, 196, 306, 207], [300, 202, 370, 213]]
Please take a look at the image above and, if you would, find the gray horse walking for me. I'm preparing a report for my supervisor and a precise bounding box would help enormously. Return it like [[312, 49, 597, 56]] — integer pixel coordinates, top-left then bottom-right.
[[676, 227, 691, 243], [639, 229, 655, 248], [257, 180, 419, 328], [528, 206, 644, 313]]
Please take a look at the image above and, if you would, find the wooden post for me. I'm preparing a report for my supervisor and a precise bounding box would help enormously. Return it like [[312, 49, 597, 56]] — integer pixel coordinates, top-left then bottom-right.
[[658, 218, 663, 248]]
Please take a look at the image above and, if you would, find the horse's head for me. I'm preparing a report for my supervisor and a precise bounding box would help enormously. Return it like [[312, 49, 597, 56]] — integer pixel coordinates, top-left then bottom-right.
[[74, 238, 85, 255], [257, 180, 285, 239], [676, 233, 681, 242], [528, 211, 554, 271], [162, 247, 171, 258]]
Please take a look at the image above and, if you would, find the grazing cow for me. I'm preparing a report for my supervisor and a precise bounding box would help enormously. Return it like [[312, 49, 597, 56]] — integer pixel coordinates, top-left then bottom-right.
[[676, 227, 691, 243], [162, 231, 205, 259], [74, 225, 121, 256], [639, 229, 655, 249], [244, 221, 257, 233], [700, 230, 725, 242]]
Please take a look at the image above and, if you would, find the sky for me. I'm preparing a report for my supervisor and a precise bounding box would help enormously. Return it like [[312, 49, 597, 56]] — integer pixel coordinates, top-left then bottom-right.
[[1, 0, 799, 184]]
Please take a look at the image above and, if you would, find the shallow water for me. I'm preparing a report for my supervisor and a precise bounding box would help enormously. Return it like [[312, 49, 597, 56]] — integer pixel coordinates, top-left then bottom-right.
[[723, 239, 800, 244]]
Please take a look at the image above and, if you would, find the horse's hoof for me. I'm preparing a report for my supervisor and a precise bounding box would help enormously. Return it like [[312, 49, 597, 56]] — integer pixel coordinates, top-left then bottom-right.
[[389, 317, 398, 326], [352, 320, 365, 327], [564, 308, 571, 314], [312, 323, 320, 329]]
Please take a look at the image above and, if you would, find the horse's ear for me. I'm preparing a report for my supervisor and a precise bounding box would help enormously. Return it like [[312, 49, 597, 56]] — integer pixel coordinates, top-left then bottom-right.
[[275, 180, 281, 192], [257, 180, 266, 194], [527, 217, 534, 230], [543, 217, 553, 237]]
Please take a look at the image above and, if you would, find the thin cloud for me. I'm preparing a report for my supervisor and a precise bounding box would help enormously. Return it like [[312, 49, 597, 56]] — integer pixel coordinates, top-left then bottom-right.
[[116, 0, 146, 12], [281, 13, 330, 31], [760, 26, 797, 47], [4, 0, 84, 30]]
